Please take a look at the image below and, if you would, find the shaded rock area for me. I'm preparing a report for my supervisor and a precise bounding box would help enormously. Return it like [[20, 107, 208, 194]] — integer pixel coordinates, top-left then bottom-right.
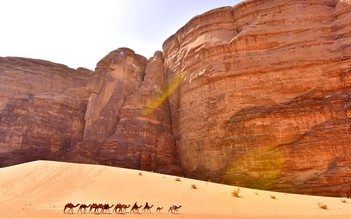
[[0, 57, 90, 166]]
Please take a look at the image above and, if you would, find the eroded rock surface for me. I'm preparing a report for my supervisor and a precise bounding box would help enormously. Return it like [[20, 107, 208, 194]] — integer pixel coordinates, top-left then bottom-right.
[[163, 0, 351, 196], [75, 49, 182, 175], [0, 57, 90, 166]]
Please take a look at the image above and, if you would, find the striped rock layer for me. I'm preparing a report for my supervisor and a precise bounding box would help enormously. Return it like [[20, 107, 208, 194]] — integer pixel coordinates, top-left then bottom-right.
[[162, 0, 351, 196]]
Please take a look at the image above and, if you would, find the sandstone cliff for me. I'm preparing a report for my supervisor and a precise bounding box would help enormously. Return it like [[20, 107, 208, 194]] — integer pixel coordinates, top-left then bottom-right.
[[0, 57, 90, 166], [163, 0, 351, 196], [74, 48, 182, 175]]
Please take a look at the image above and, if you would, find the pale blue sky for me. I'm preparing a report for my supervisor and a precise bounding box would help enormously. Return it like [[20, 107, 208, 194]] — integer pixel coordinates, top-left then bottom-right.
[[0, 0, 242, 69]]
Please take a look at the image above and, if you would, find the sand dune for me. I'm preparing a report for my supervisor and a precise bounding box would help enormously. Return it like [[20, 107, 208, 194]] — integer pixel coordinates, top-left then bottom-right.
[[0, 160, 350, 218]]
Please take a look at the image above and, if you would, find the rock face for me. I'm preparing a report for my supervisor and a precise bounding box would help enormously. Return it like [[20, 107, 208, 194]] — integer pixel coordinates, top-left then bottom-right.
[[0, 57, 90, 166], [162, 0, 351, 196], [75, 48, 182, 175]]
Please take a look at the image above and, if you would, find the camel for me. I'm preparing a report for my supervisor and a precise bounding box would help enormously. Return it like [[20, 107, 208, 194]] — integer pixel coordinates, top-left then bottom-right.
[[130, 202, 142, 213], [142, 202, 154, 213], [89, 203, 98, 213], [96, 204, 104, 213], [168, 205, 182, 214], [89, 203, 104, 214], [63, 202, 80, 214], [113, 203, 122, 214], [103, 204, 115, 214], [121, 204, 131, 213], [156, 207, 163, 212], [78, 204, 91, 213], [114, 203, 131, 214]]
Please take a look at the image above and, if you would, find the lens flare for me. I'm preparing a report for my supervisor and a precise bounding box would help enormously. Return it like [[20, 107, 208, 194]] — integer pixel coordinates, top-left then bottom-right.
[[132, 64, 140, 73], [223, 145, 284, 189], [143, 72, 184, 115]]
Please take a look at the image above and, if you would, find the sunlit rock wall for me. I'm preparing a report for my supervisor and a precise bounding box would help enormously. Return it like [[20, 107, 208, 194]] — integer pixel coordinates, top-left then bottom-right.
[[163, 0, 351, 196]]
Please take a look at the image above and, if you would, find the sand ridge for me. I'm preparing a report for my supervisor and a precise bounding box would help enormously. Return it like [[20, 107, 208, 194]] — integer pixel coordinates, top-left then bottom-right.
[[0, 160, 350, 218]]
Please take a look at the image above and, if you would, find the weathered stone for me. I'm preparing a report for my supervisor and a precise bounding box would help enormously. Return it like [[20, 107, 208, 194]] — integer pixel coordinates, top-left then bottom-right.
[[76, 49, 182, 175], [0, 57, 90, 166], [163, 0, 351, 196], [81, 48, 148, 154]]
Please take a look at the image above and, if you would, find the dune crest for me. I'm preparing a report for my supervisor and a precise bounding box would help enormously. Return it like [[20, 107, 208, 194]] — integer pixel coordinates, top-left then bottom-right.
[[0, 160, 350, 218]]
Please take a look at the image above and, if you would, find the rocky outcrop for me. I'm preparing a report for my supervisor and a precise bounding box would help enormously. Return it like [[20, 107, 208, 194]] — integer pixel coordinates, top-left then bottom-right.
[[0, 57, 90, 166], [79, 48, 148, 154], [75, 49, 182, 175], [163, 0, 351, 196]]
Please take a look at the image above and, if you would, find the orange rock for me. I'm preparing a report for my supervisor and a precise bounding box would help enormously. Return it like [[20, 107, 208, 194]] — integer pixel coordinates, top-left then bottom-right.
[[163, 0, 351, 196], [76, 49, 182, 175], [0, 57, 90, 166]]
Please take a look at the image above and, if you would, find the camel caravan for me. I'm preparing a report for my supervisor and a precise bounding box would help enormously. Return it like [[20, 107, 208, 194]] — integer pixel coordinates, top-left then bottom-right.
[[63, 201, 182, 214]]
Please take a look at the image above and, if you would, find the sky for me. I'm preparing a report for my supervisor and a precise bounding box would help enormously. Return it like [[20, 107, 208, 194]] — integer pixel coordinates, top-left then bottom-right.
[[0, 0, 242, 70]]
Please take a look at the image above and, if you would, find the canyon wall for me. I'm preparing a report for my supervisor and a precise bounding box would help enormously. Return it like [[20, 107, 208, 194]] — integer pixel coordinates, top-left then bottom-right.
[[0, 57, 90, 166], [163, 0, 351, 196]]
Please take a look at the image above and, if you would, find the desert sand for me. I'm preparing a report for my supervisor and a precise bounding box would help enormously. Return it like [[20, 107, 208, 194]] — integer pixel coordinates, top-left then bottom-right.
[[0, 160, 350, 218]]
